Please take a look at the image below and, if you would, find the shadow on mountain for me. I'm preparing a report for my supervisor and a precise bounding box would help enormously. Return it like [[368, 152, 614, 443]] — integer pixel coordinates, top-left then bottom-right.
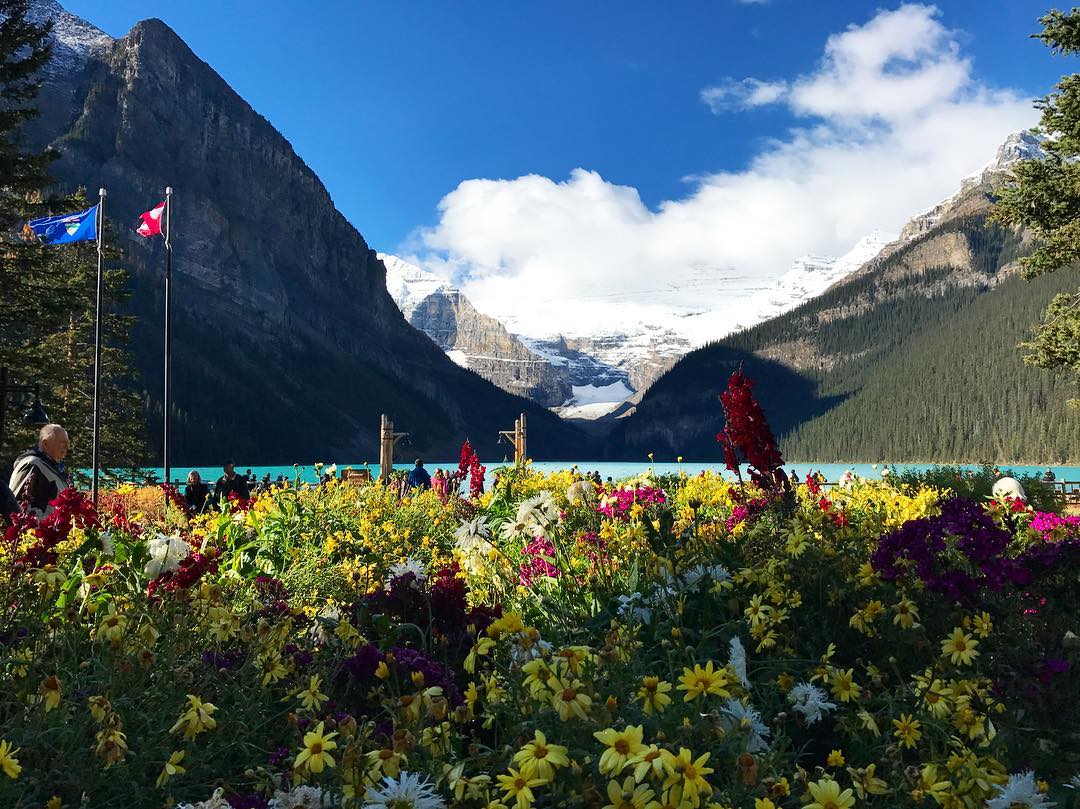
[[604, 347, 846, 461]]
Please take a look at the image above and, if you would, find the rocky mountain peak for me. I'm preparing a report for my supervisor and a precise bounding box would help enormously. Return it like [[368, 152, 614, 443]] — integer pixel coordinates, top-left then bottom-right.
[[24, 0, 112, 75]]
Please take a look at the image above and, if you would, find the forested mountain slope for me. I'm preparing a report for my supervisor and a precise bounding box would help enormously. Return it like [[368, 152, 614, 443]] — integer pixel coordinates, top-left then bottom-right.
[[611, 210, 1080, 463]]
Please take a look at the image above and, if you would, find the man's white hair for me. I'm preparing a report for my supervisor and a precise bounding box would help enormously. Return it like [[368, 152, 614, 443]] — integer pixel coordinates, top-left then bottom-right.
[[38, 423, 67, 446]]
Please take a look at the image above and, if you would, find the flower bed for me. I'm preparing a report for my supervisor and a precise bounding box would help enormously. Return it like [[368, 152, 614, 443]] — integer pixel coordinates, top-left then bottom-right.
[[1, 461, 1078, 809]]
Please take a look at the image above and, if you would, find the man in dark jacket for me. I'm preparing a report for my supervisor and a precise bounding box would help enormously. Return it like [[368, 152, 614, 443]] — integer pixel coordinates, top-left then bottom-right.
[[8, 424, 71, 517], [406, 458, 432, 490], [215, 461, 250, 503]]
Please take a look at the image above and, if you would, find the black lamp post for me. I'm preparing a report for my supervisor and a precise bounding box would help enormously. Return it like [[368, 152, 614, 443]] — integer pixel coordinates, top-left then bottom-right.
[[0, 366, 50, 465]]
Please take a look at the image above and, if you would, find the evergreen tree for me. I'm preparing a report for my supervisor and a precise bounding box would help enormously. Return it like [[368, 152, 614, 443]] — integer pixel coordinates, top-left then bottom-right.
[[991, 8, 1080, 404], [0, 1, 149, 475]]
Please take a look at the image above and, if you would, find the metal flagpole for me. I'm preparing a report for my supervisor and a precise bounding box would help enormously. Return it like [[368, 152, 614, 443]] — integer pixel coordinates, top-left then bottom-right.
[[163, 187, 173, 489], [91, 187, 106, 506]]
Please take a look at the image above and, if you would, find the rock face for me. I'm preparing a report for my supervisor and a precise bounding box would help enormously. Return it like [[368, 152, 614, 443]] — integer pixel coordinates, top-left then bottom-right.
[[25, 4, 585, 463], [381, 255, 572, 407]]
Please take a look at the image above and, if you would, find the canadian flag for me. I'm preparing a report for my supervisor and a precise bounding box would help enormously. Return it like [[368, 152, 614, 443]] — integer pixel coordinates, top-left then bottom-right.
[[136, 199, 167, 238]]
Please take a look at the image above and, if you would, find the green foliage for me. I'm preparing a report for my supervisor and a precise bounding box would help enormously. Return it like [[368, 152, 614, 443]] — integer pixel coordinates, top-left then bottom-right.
[[990, 7, 1080, 401]]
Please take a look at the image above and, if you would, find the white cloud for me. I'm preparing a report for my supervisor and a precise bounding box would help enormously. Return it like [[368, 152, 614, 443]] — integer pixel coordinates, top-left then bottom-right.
[[701, 78, 788, 113], [405, 4, 1036, 342]]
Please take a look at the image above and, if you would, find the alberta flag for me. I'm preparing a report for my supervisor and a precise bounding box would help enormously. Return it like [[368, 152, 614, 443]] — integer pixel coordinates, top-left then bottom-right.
[[27, 205, 98, 244]]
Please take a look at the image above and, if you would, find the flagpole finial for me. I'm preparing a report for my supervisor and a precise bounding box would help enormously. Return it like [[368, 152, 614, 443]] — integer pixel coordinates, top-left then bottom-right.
[[98, 187, 106, 197], [166, 186, 173, 196]]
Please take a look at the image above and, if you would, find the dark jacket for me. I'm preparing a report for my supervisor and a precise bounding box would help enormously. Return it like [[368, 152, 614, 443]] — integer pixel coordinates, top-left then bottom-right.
[[8, 448, 69, 517], [406, 466, 432, 490], [185, 481, 210, 513], [215, 473, 250, 503], [1, 479, 18, 526]]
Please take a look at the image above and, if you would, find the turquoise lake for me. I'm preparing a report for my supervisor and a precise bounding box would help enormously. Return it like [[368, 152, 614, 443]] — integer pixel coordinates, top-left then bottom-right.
[[121, 460, 1080, 488]]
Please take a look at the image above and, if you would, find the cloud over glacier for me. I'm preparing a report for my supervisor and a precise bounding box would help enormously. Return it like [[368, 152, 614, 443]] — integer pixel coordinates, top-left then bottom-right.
[[406, 4, 1036, 340]]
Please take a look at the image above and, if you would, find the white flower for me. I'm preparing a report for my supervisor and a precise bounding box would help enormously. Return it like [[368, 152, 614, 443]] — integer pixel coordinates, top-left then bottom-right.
[[509, 631, 553, 666], [387, 558, 427, 586], [99, 531, 115, 557], [176, 788, 234, 809], [1067, 774, 1080, 790], [787, 682, 837, 725], [987, 772, 1055, 809], [145, 533, 190, 579], [681, 564, 731, 590], [455, 516, 491, 543], [566, 480, 593, 505], [268, 785, 338, 808], [516, 492, 560, 530], [325, 464, 337, 476], [728, 636, 749, 688], [839, 470, 856, 488], [616, 593, 652, 625], [720, 697, 771, 753], [363, 771, 446, 809]]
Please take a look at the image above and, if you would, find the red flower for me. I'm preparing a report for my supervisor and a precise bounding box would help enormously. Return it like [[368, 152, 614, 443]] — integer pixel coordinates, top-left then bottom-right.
[[716, 370, 787, 495]]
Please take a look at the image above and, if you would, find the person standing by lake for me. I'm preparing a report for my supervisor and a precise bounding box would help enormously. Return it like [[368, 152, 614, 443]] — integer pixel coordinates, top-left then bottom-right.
[[407, 458, 432, 491], [215, 461, 250, 504], [185, 470, 210, 513], [8, 424, 71, 518]]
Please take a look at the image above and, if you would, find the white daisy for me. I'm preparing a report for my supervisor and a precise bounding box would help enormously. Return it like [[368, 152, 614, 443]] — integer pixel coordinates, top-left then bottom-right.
[[363, 771, 447, 809], [987, 772, 1055, 809], [387, 557, 427, 586], [721, 697, 771, 753], [616, 593, 652, 625], [99, 530, 115, 557], [516, 492, 560, 530], [268, 785, 338, 808], [145, 533, 190, 579], [728, 636, 750, 688], [787, 682, 837, 725], [681, 563, 731, 590]]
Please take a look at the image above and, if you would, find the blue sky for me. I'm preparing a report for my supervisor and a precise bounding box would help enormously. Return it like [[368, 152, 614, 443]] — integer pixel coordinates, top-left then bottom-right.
[[65, 1, 1061, 255]]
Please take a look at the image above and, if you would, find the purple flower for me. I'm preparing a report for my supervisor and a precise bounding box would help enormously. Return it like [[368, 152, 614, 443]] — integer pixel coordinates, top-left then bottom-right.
[[342, 644, 386, 681]]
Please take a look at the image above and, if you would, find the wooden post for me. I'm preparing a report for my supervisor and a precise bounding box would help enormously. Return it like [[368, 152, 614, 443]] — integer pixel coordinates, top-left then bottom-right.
[[499, 412, 528, 465], [379, 414, 409, 483]]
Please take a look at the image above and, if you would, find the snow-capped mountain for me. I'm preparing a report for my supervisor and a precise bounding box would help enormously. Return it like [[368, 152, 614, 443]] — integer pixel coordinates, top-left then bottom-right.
[[381, 130, 1046, 420], [379, 254, 573, 406], [24, 0, 113, 75]]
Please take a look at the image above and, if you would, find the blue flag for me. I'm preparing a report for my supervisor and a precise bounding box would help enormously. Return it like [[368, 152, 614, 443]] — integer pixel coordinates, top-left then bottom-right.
[[27, 205, 98, 244]]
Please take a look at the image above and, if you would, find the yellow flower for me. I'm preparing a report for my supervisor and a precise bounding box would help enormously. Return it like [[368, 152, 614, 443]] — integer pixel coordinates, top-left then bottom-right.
[[892, 598, 920, 629], [803, 778, 855, 809], [662, 748, 714, 807], [847, 763, 889, 799], [39, 676, 61, 712], [260, 652, 288, 686], [169, 695, 218, 740], [941, 628, 979, 666], [513, 730, 569, 782], [677, 661, 730, 702], [970, 611, 993, 638], [892, 713, 922, 749], [912, 764, 950, 805], [829, 669, 858, 703], [594, 725, 647, 776], [0, 740, 21, 779], [497, 764, 546, 809], [294, 721, 338, 773], [755, 801, 777, 809], [636, 677, 673, 715], [88, 695, 112, 723], [46, 797, 61, 809], [366, 747, 405, 778], [604, 775, 660, 809], [856, 708, 880, 737], [155, 750, 186, 787], [296, 675, 329, 712], [550, 677, 592, 721], [628, 745, 667, 784], [826, 750, 845, 768]]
